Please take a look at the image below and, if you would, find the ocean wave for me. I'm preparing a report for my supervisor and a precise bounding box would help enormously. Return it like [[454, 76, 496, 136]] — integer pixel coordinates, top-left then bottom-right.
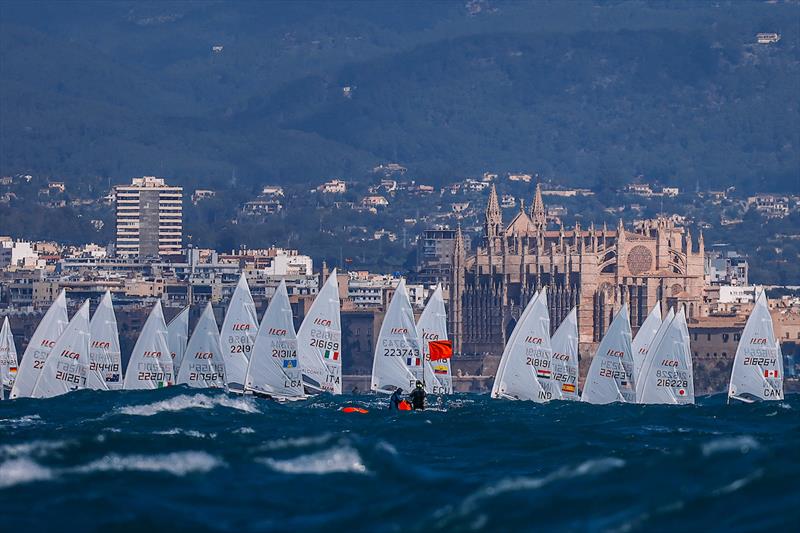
[[259, 446, 368, 475], [234, 427, 255, 434], [153, 428, 217, 439], [0, 440, 69, 459], [74, 451, 224, 476], [452, 457, 626, 517], [257, 433, 335, 451], [0, 414, 43, 428], [702, 435, 760, 456], [0, 458, 54, 489], [118, 393, 260, 416]]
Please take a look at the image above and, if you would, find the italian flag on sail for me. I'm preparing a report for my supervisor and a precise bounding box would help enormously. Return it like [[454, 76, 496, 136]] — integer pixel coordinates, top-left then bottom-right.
[[324, 350, 339, 361]]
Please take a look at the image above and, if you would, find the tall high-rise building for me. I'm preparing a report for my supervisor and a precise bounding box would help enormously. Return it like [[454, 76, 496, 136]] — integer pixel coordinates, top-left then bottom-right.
[[115, 176, 183, 258]]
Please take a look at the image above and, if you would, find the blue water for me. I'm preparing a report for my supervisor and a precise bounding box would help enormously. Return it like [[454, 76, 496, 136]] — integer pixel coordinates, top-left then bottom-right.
[[1, 389, 798, 532]]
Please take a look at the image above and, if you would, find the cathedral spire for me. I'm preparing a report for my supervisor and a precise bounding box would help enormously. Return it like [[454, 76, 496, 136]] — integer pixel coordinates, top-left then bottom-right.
[[530, 180, 545, 228], [484, 184, 502, 249]]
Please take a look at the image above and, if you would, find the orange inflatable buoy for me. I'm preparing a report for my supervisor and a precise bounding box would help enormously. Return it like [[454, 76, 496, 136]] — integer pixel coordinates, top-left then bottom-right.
[[342, 406, 369, 414], [398, 400, 412, 411]]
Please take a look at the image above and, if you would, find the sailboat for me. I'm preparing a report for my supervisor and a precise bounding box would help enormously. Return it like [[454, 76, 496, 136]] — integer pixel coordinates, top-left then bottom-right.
[[219, 273, 259, 391], [416, 284, 450, 394], [10, 290, 69, 399], [631, 303, 662, 385], [371, 279, 419, 394], [635, 307, 674, 400], [297, 269, 342, 394], [32, 299, 92, 399], [728, 290, 784, 402], [638, 308, 695, 405], [491, 290, 548, 401], [123, 301, 174, 390], [582, 305, 636, 404], [177, 303, 225, 388], [167, 306, 190, 375], [0, 317, 19, 398], [87, 291, 122, 390], [245, 280, 304, 399], [551, 307, 580, 400]]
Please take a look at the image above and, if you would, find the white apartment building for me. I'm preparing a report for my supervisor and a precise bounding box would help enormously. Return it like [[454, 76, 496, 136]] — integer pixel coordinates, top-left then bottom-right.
[[115, 176, 183, 258]]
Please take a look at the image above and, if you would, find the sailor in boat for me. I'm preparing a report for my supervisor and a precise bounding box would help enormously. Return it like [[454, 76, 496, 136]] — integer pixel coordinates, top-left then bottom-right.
[[409, 381, 426, 410], [388, 388, 404, 410]]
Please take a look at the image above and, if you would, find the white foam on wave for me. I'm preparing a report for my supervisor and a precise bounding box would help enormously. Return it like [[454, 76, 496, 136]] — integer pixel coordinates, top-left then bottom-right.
[[153, 428, 217, 439], [234, 427, 255, 434], [74, 451, 223, 476], [0, 458, 54, 489], [257, 433, 334, 451], [702, 435, 760, 456], [0, 440, 69, 459], [259, 446, 367, 475], [451, 457, 625, 517], [0, 414, 43, 429], [713, 469, 764, 496], [118, 393, 260, 417]]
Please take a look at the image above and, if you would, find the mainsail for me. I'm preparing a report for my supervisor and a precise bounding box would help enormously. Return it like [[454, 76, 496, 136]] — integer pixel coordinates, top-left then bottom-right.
[[297, 270, 342, 394], [123, 301, 174, 390], [638, 308, 695, 405], [245, 280, 304, 398], [0, 317, 19, 394], [635, 307, 674, 400], [490, 290, 546, 401], [582, 306, 636, 404], [371, 279, 419, 394], [631, 303, 662, 384], [728, 290, 784, 402], [87, 291, 122, 390], [177, 303, 225, 388], [551, 307, 580, 400], [167, 306, 190, 374], [417, 284, 450, 394], [219, 273, 259, 389], [32, 299, 91, 398], [10, 290, 69, 399]]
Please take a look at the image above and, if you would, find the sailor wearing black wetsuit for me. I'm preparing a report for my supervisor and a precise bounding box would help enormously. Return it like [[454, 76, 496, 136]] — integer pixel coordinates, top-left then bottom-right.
[[388, 388, 403, 410], [409, 380, 426, 410]]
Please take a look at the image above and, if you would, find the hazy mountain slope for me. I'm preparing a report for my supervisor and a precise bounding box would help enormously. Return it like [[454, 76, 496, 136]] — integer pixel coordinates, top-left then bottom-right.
[[0, 0, 797, 191]]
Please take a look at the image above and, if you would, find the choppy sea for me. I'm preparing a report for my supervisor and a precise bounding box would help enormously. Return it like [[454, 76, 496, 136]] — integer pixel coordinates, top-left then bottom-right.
[[1, 389, 798, 531]]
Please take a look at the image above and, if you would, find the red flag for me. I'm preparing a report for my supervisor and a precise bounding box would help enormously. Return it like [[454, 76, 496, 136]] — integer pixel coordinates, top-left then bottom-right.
[[428, 340, 453, 361]]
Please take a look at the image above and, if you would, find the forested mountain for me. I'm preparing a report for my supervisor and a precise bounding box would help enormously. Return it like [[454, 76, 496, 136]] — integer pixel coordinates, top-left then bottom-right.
[[1, 0, 798, 192]]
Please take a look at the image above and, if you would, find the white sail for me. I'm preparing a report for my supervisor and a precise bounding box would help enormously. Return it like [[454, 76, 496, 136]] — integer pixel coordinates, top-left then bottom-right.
[[371, 279, 420, 394], [0, 317, 19, 392], [491, 291, 537, 400], [631, 303, 662, 383], [551, 307, 580, 400], [177, 303, 225, 388], [582, 306, 636, 404], [635, 307, 674, 400], [167, 306, 190, 374], [638, 308, 695, 405], [297, 270, 342, 394], [490, 290, 547, 401], [87, 291, 122, 390], [219, 273, 259, 389], [245, 280, 304, 398], [123, 301, 174, 390], [10, 291, 69, 399], [32, 299, 92, 398], [417, 284, 450, 394], [728, 290, 783, 402]]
